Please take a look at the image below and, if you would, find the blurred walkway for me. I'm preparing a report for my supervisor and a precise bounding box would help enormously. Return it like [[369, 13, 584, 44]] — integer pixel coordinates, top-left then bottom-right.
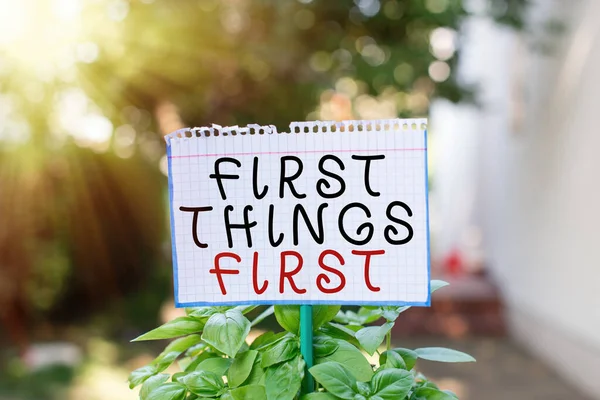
[[400, 337, 591, 400], [392, 272, 591, 399]]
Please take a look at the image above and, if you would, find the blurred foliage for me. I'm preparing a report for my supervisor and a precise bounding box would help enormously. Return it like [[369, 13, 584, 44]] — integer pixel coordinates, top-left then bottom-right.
[[90, 0, 470, 127], [0, 0, 530, 346], [0, 144, 167, 349], [81, 0, 495, 128], [0, 362, 75, 399]]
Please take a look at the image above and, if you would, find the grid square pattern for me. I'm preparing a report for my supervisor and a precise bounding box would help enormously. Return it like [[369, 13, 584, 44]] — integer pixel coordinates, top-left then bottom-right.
[[167, 119, 430, 307]]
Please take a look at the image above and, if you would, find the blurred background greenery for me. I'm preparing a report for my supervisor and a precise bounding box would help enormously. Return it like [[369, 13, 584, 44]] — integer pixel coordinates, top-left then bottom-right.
[[0, 0, 532, 399]]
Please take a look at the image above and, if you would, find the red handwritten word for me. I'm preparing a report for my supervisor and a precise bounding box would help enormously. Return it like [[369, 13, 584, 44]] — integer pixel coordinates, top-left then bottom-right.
[[210, 249, 386, 295]]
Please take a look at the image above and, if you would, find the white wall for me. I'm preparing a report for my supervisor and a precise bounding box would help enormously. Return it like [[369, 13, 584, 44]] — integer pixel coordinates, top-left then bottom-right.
[[433, 0, 600, 397]]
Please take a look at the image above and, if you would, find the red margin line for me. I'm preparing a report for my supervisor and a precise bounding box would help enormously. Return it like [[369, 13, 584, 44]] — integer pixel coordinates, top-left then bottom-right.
[[168, 148, 427, 158]]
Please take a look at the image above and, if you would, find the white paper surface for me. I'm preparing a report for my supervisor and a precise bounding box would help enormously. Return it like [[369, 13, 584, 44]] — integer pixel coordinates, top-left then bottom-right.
[[166, 119, 430, 306]]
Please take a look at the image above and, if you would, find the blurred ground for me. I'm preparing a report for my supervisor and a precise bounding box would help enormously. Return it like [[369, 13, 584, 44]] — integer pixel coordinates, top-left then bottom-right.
[[399, 337, 592, 400], [393, 273, 506, 337], [389, 272, 592, 399]]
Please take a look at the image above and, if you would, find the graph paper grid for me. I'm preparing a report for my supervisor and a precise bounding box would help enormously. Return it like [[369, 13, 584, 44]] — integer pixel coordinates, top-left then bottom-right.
[[165, 119, 430, 307]]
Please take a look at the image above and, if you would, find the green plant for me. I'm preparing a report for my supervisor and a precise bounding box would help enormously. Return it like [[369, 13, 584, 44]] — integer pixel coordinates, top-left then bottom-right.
[[128, 280, 474, 400]]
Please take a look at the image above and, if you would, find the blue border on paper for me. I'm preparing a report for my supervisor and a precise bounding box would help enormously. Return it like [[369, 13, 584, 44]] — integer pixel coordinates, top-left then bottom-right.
[[424, 129, 431, 307], [168, 127, 432, 308], [167, 143, 180, 306], [175, 299, 429, 307]]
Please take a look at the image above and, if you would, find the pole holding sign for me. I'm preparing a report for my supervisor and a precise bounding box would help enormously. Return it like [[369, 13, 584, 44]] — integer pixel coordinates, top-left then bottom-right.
[[165, 119, 430, 307], [300, 304, 314, 393]]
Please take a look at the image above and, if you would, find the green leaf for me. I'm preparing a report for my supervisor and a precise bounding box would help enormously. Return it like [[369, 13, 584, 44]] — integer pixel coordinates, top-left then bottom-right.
[[379, 351, 407, 370], [237, 341, 250, 354], [397, 306, 411, 314], [357, 307, 383, 324], [129, 365, 158, 389], [275, 305, 341, 334], [309, 362, 357, 400], [178, 371, 225, 397], [140, 374, 169, 400], [183, 351, 216, 372], [146, 382, 187, 400], [343, 325, 363, 333], [380, 308, 397, 322], [370, 369, 413, 400], [250, 331, 287, 350], [430, 280, 449, 293], [171, 372, 187, 383], [360, 306, 379, 310], [389, 348, 418, 370], [316, 340, 373, 382], [201, 309, 251, 358], [225, 384, 267, 400], [242, 355, 265, 386], [274, 306, 300, 334], [152, 352, 183, 372], [320, 323, 357, 342], [355, 323, 394, 355], [265, 355, 305, 400], [415, 372, 428, 381], [177, 357, 193, 371], [415, 347, 476, 363], [252, 305, 275, 326], [333, 309, 374, 326], [422, 381, 439, 389], [227, 350, 258, 388], [133, 317, 205, 341], [165, 334, 203, 353], [333, 310, 349, 324], [261, 335, 299, 368], [412, 387, 457, 400], [186, 342, 208, 358], [152, 335, 203, 372], [313, 305, 342, 329], [234, 305, 258, 315], [313, 336, 339, 358], [300, 393, 340, 399], [356, 381, 372, 396], [187, 307, 222, 320], [195, 357, 232, 376]]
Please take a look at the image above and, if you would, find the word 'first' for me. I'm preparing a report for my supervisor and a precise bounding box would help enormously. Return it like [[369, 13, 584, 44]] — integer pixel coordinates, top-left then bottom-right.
[[211, 249, 386, 296]]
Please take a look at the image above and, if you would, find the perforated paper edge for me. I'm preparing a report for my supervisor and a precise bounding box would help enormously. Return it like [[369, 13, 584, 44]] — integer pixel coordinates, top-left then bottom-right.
[[164, 118, 428, 144]]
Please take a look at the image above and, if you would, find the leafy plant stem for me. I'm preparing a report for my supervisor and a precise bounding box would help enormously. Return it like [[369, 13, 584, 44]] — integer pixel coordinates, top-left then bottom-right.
[[127, 280, 476, 400]]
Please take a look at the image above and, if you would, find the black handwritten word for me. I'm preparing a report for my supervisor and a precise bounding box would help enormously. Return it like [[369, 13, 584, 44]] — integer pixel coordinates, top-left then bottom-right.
[[209, 155, 385, 200], [180, 201, 413, 249]]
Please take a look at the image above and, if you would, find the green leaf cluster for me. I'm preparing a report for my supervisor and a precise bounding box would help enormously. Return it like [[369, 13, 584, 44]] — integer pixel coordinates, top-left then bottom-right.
[[129, 281, 474, 400]]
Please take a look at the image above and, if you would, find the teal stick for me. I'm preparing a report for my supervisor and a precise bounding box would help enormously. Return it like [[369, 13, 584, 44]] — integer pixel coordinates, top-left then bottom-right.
[[300, 305, 314, 393]]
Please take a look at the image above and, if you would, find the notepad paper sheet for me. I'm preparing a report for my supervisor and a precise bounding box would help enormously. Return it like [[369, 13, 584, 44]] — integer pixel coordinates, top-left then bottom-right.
[[166, 119, 430, 307]]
